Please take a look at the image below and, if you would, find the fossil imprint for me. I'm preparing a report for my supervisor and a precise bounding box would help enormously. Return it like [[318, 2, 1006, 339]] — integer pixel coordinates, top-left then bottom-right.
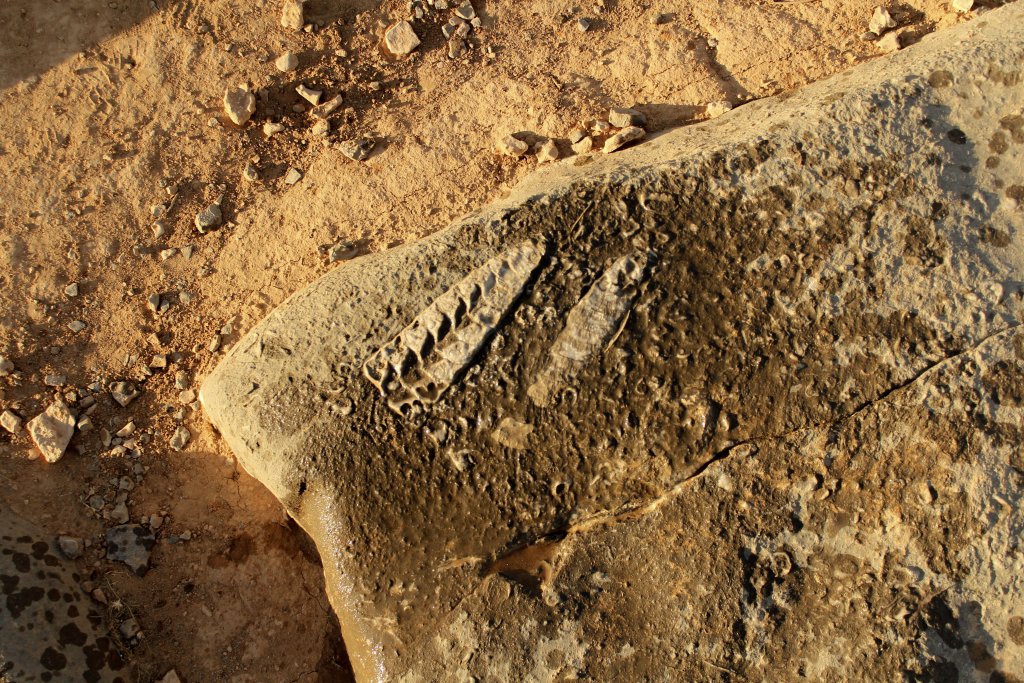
[[364, 241, 545, 414]]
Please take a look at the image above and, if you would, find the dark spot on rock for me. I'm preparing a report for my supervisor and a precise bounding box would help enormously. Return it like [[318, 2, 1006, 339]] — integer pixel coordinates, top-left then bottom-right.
[[1006, 185, 1024, 204], [43, 554, 59, 567], [1001, 114, 1024, 143], [1007, 616, 1024, 645], [924, 659, 959, 683], [922, 595, 963, 650], [40, 646, 68, 671], [990, 131, 1009, 154], [68, 604, 79, 618], [0, 573, 19, 593], [83, 644, 105, 671], [987, 156, 1001, 169], [967, 640, 997, 673], [947, 128, 967, 145], [12, 552, 30, 573], [84, 670, 102, 683], [928, 70, 953, 87], [47, 588, 60, 601], [7, 585, 45, 618], [59, 621, 88, 647], [31, 541, 49, 559]]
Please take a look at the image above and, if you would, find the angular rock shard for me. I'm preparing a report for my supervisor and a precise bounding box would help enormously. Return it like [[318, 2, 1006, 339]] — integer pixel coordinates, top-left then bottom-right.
[[202, 7, 1024, 681], [363, 240, 544, 414]]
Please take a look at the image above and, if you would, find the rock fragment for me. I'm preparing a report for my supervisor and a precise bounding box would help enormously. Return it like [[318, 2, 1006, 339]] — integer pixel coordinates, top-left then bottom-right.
[[454, 2, 475, 20], [68, 320, 87, 333], [170, 426, 191, 451], [284, 168, 303, 184], [608, 107, 646, 128], [275, 51, 298, 72], [571, 136, 594, 154], [296, 84, 322, 105], [58, 536, 82, 559], [0, 356, 14, 376], [577, 17, 591, 32], [223, 86, 256, 125], [869, 6, 897, 35], [110, 381, 140, 407], [877, 31, 902, 52], [311, 94, 343, 118], [706, 101, 733, 118], [243, 162, 259, 182], [385, 21, 421, 55], [280, 0, 304, 30], [1, 409, 22, 434], [195, 199, 223, 232], [311, 119, 330, 137], [497, 135, 529, 157], [952, 0, 974, 11], [338, 137, 376, 161], [602, 126, 645, 153], [263, 121, 285, 137], [27, 402, 76, 463], [535, 139, 560, 163], [65, 282, 79, 297], [105, 524, 155, 576]]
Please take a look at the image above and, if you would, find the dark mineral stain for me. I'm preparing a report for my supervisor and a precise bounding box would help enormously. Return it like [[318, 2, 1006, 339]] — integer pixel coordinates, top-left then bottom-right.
[[947, 128, 967, 145], [928, 70, 954, 87], [12, 552, 30, 573], [59, 621, 88, 647], [40, 647, 68, 671]]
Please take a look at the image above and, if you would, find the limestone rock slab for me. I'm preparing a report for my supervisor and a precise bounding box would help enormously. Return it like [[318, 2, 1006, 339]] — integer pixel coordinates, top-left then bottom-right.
[[203, 7, 1024, 681]]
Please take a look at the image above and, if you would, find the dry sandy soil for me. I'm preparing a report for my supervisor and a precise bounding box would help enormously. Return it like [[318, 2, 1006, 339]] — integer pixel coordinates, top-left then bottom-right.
[[0, 0, 995, 680]]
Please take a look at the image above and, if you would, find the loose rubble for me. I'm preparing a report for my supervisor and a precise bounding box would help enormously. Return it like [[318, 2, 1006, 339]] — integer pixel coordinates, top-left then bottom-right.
[[110, 381, 140, 407], [705, 100, 733, 118], [195, 198, 224, 232], [223, 86, 256, 126], [497, 134, 529, 157], [869, 6, 897, 35], [535, 139, 560, 163]]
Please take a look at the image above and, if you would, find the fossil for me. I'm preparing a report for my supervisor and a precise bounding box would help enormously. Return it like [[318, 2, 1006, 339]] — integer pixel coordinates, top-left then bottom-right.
[[528, 252, 649, 406], [364, 241, 545, 413]]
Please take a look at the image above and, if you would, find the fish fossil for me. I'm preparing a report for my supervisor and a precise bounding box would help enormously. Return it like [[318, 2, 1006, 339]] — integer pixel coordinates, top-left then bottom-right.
[[364, 241, 545, 414], [528, 252, 649, 406]]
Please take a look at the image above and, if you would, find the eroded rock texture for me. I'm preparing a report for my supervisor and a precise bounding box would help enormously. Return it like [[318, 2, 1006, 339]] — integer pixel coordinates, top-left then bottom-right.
[[0, 503, 128, 682], [203, 7, 1024, 681]]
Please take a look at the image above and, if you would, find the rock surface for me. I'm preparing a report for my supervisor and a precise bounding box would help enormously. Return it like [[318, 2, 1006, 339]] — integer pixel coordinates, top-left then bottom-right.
[[0, 502, 129, 681], [202, 7, 1024, 681], [384, 20, 421, 56], [223, 86, 256, 126]]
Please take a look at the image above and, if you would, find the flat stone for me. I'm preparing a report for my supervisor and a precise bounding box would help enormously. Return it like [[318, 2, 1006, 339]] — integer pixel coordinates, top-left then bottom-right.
[[223, 86, 256, 125], [296, 84, 322, 105], [170, 426, 191, 451], [385, 20, 421, 56], [601, 125, 645, 153], [280, 0, 304, 30], [26, 402, 76, 463], [195, 201, 223, 232], [1, 503, 128, 681], [608, 107, 646, 128], [202, 8, 1024, 681], [952, 0, 974, 11], [284, 168, 303, 184], [571, 136, 593, 154], [869, 6, 897, 35], [535, 139, 559, 163], [275, 50, 298, 72], [65, 282, 79, 297], [1, 409, 22, 433], [454, 2, 475, 20], [68, 320, 87, 333], [105, 524, 155, 576]]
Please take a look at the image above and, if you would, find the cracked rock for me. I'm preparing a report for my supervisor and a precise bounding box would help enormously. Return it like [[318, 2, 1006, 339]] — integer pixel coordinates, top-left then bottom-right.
[[201, 8, 1024, 681]]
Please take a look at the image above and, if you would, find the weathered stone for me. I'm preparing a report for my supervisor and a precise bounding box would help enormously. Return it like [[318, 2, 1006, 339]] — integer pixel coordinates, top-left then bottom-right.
[[105, 524, 155, 576], [877, 30, 902, 52], [170, 426, 191, 451], [110, 381, 140, 407], [202, 8, 1024, 681], [223, 86, 256, 125], [311, 94, 343, 118], [608, 107, 646, 128], [497, 134, 529, 156], [27, 402, 76, 463], [195, 200, 223, 232], [275, 50, 298, 72], [602, 125, 645, 153], [58, 535, 83, 559], [952, 0, 974, 11], [280, 0, 304, 30], [338, 137, 376, 161], [705, 100, 733, 118], [869, 6, 897, 35], [295, 83, 322, 105], [284, 167, 303, 184], [0, 503, 128, 681], [1, 408, 21, 433], [385, 20, 421, 56], [535, 139, 559, 163]]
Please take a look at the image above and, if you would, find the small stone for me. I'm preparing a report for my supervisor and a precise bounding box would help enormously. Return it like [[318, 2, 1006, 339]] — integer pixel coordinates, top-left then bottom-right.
[[338, 137, 376, 161], [577, 17, 591, 32], [311, 119, 330, 136], [442, 23, 457, 39], [385, 20, 421, 55], [109, 502, 130, 524], [159, 248, 177, 260], [602, 126, 646, 153], [471, 16, 482, 28], [284, 168, 303, 185], [705, 100, 733, 118], [311, 94, 343, 118], [152, 221, 169, 239], [76, 415, 93, 432], [869, 6, 897, 35], [170, 426, 191, 451], [242, 162, 259, 182], [264, 122, 286, 138], [150, 354, 168, 369], [27, 402, 77, 463], [0, 356, 12, 376], [223, 86, 256, 126], [1, 409, 22, 434], [448, 37, 467, 59], [592, 120, 611, 133], [116, 421, 136, 438], [952, 0, 974, 11], [877, 30, 902, 52], [147, 293, 161, 312], [106, 524, 155, 576], [195, 201, 223, 232], [608, 107, 646, 128], [175, 371, 190, 390], [159, 671, 182, 683], [178, 389, 197, 404], [275, 51, 298, 72], [497, 135, 529, 157], [536, 139, 560, 163], [296, 84, 322, 105], [68, 320, 87, 333], [110, 381, 140, 407], [568, 128, 587, 144], [65, 282, 80, 297], [454, 2, 475, 20], [571, 136, 594, 154], [120, 617, 141, 640], [58, 536, 83, 559], [280, 0, 304, 30], [44, 374, 66, 386]]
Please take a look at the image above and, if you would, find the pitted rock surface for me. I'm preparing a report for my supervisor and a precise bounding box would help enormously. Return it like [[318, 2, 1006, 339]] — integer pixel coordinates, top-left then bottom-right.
[[202, 7, 1024, 681], [1, 502, 128, 682]]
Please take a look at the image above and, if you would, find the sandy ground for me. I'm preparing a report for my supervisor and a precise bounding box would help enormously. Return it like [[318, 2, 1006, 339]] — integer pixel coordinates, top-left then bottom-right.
[[0, 0, 992, 679]]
